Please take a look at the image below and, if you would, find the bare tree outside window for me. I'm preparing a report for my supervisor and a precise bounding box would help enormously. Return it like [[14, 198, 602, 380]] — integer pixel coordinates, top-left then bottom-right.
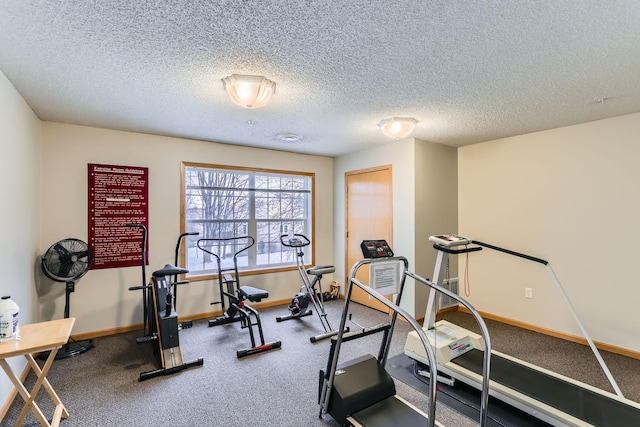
[[182, 164, 313, 275]]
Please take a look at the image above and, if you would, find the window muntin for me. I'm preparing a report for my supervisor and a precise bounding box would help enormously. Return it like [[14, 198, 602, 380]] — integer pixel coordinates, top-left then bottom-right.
[[183, 163, 313, 276]]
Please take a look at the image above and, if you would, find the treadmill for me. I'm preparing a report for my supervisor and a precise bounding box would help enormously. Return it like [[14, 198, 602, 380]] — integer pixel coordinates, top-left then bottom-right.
[[319, 240, 494, 426], [404, 234, 640, 427]]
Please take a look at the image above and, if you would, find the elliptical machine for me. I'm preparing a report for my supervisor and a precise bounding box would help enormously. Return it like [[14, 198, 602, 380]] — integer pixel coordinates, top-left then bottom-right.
[[276, 234, 346, 343], [127, 225, 204, 381]]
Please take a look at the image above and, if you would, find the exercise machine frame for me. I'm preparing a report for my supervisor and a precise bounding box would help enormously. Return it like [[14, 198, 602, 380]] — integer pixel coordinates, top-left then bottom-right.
[[319, 249, 492, 426], [171, 231, 199, 328], [126, 223, 151, 344], [141, 264, 204, 380], [127, 224, 204, 381], [197, 236, 281, 358], [276, 233, 345, 342]]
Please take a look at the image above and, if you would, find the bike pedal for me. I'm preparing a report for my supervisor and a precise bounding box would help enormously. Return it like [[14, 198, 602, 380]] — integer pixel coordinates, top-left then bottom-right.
[[136, 335, 156, 344]]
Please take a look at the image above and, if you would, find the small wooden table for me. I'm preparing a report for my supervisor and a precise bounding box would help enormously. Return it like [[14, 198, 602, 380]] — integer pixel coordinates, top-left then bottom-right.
[[0, 318, 75, 427]]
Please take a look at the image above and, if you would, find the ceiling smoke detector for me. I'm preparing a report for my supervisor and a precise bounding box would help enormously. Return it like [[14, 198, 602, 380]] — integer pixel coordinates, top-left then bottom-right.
[[279, 133, 300, 142]]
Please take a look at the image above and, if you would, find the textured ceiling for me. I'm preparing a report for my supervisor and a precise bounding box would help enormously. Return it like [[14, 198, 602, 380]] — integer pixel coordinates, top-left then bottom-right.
[[1, 1, 640, 157]]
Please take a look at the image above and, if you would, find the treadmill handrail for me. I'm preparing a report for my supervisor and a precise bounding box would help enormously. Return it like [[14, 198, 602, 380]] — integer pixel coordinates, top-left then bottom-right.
[[321, 257, 440, 426], [406, 270, 492, 426], [472, 240, 548, 265], [470, 238, 624, 398]]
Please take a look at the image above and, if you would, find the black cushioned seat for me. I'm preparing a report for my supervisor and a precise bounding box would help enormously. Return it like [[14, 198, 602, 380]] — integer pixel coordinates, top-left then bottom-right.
[[239, 286, 269, 302], [152, 264, 189, 277], [307, 265, 335, 275]]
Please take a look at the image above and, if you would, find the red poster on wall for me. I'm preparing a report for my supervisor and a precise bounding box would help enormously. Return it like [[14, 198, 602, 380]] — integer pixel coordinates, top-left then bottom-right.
[[88, 163, 149, 269]]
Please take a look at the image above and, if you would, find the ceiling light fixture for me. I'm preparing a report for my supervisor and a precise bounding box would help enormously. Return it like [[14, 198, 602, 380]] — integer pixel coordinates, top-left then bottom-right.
[[222, 74, 276, 109], [377, 117, 419, 139]]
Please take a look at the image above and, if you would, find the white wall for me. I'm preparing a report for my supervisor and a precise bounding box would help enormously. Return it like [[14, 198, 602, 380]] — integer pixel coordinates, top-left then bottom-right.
[[39, 123, 334, 335], [458, 112, 640, 351], [0, 72, 42, 406]]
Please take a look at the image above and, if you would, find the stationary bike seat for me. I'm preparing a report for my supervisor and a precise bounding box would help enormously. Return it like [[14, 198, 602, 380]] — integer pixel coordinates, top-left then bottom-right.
[[307, 265, 335, 275], [239, 286, 269, 302], [152, 264, 189, 277]]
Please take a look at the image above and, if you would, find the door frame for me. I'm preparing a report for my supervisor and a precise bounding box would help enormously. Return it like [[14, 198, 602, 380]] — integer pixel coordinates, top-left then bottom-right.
[[344, 164, 393, 311]]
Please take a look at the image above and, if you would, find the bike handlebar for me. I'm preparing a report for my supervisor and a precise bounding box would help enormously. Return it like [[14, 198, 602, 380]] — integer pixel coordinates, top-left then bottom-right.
[[280, 233, 310, 248], [196, 236, 255, 260]]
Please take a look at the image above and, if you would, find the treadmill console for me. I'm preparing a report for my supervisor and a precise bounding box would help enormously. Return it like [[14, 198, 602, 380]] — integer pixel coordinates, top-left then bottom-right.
[[360, 240, 394, 258], [429, 234, 471, 248]]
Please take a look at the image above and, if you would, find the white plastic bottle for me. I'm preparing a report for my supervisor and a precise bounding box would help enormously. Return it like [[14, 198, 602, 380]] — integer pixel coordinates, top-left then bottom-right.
[[0, 296, 19, 342]]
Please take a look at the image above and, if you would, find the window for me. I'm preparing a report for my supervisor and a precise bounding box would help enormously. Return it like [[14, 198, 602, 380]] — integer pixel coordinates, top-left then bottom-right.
[[182, 163, 313, 276]]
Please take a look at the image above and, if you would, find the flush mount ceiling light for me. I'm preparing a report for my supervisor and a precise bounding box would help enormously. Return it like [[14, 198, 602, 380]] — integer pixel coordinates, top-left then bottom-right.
[[377, 117, 419, 139], [222, 74, 276, 109]]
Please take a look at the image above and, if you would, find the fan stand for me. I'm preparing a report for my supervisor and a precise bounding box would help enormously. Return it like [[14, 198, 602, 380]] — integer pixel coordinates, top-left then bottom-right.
[[39, 280, 93, 360], [57, 280, 93, 358]]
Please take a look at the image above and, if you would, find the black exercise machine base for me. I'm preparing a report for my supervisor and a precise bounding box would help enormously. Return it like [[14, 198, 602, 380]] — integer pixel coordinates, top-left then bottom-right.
[[237, 340, 282, 358], [276, 309, 313, 322], [139, 357, 204, 381], [208, 315, 242, 327]]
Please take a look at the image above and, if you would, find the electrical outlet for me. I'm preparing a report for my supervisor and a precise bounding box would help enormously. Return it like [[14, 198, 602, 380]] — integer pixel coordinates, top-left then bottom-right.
[[525, 287, 533, 299]]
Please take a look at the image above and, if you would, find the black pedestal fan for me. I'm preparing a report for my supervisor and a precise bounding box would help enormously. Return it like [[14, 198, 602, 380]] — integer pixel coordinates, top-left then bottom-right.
[[41, 238, 94, 359]]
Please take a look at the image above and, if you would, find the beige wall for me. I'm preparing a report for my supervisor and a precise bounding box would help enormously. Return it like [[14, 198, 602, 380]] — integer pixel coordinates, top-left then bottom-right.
[[39, 123, 334, 335], [414, 139, 458, 317], [0, 72, 42, 406], [458, 112, 640, 351]]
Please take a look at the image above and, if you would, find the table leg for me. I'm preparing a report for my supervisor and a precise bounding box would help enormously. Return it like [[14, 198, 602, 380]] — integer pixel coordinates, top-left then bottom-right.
[[0, 359, 46, 426], [24, 353, 69, 419], [0, 346, 64, 427]]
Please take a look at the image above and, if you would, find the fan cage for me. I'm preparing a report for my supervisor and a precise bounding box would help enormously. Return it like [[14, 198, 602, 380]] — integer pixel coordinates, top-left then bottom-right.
[[42, 238, 94, 282]]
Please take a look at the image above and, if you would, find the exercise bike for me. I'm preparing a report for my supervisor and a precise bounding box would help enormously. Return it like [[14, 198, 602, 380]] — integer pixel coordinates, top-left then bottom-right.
[[127, 224, 204, 381], [197, 236, 281, 358], [276, 233, 346, 343]]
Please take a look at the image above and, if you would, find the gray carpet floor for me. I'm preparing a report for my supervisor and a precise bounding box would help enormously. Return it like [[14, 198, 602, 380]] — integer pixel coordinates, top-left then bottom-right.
[[2, 302, 639, 427], [1, 301, 476, 427]]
